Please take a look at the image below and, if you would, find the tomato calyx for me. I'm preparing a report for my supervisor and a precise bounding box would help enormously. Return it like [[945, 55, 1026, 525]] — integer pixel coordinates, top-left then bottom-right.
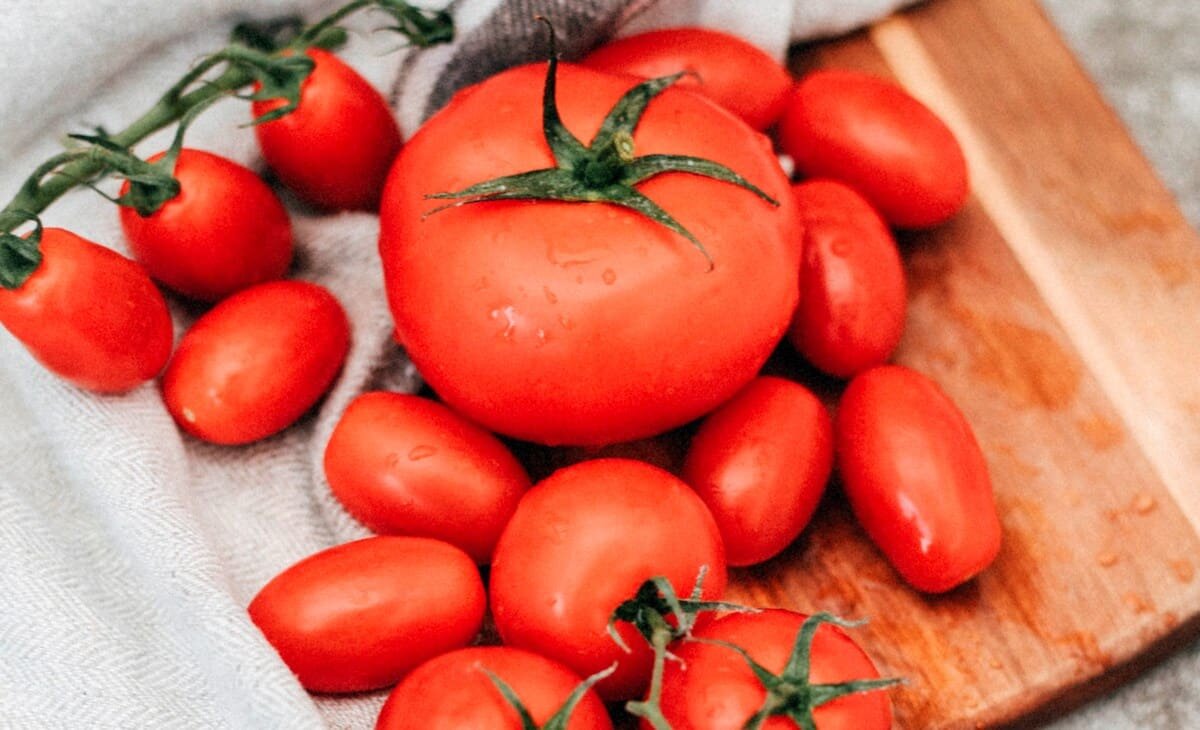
[[0, 211, 43, 290], [486, 663, 616, 730], [702, 613, 903, 730], [608, 569, 751, 730], [425, 20, 779, 269]]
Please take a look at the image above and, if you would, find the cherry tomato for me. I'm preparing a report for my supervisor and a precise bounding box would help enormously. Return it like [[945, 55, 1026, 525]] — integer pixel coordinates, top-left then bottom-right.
[[376, 646, 612, 730], [118, 148, 292, 302], [248, 536, 485, 693], [836, 365, 1001, 593], [787, 180, 906, 378], [323, 391, 531, 564], [380, 62, 797, 446], [490, 458, 727, 701], [582, 27, 792, 131], [654, 609, 893, 730], [161, 280, 349, 445], [777, 69, 968, 228], [682, 376, 832, 566], [252, 48, 401, 211], [0, 228, 172, 393]]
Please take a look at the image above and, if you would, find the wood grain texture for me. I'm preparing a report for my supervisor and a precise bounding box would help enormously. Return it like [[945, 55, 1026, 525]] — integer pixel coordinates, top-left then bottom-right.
[[723, 0, 1200, 727]]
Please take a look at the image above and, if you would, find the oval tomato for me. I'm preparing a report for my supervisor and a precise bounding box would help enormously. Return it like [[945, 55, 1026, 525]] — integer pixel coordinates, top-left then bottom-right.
[[323, 391, 531, 564], [654, 609, 893, 730], [379, 61, 798, 446], [252, 48, 401, 211], [787, 180, 906, 378], [582, 27, 792, 131], [836, 365, 1001, 593], [161, 280, 349, 445], [0, 228, 172, 393], [777, 69, 968, 229], [682, 376, 832, 566], [376, 646, 612, 730], [118, 148, 292, 302], [248, 536, 485, 693], [490, 458, 726, 701]]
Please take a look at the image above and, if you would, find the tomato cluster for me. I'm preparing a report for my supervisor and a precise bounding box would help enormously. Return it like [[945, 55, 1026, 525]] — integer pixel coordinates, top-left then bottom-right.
[[0, 16, 1006, 730]]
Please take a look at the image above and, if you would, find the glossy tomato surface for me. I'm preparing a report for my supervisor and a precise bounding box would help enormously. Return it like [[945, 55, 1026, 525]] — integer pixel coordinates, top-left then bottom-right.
[[380, 62, 798, 446], [0, 228, 172, 393], [582, 27, 792, 130], [248, 536, 485, 693], [683, 376, 832, 566], [324, 391, 531, 563], [778, 69, 968, 229], [161, 280, 349, 445], [836, 365, 1001, 593], [253, 48, 401, 211], [653, 609, 892, 730], [119, 148, 292, 302], [490, 458, 727, 701], [376, 646, 612, 730], [787, 180, 906, 378]]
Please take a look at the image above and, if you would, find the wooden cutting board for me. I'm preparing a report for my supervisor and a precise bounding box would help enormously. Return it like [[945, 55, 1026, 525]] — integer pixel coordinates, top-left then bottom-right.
[[714, 0, 1200, 727]]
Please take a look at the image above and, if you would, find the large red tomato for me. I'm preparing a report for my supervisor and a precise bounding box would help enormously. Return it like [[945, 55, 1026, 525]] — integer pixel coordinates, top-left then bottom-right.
[[0, 228, 172, 393], [379, 61, 798, 446], [653, 610, 894, 729], [252, 48, 401, 211], [836, 365, 1001, 593], [376, 647, 612, 730], [582, 27, 793, 131], [323, 391, 530, 563], [489, 458, 727, 701], [248, 536, 485, 693], [118, 148, 292, 302]]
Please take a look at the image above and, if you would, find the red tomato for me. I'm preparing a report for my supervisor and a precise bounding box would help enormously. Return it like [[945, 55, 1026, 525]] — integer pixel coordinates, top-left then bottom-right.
[[252, 48, 401, 211], [248, 536, 485, 693], [682, 376, 832, 566], [376, 646, 612, 730], [653, 609, 892, 729], [490, 458, 727, 701], [161, 280, 349, 445], [836, 365, 1001, 593], [787, 180, 906, 378], [777, 69, 968, 229], [323, 391, 531, 564], [380, 62, 798, 446], [582, 27, 792, 131], [118, 148, 292, 302], [0, 228, 172, 393]]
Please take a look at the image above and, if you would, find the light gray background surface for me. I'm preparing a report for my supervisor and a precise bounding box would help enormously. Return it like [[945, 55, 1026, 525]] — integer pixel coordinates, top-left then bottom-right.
[[1037, 2, 1199, 727]]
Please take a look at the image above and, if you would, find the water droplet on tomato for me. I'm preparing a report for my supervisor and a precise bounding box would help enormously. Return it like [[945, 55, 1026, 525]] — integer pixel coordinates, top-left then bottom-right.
[[182, 407, 197, 424], [1096, 552, 1118, 568], [602, 268, 617, 285], [543, 286, 558, 304], [536, 328, 548, 345], [386, 452, 402, 469], [830, 237, 852, 257], [1133, 493, 1157, 514], [489, 305, 519, 340], [408, 445, 438, 461], [559, 314, 574, 330]]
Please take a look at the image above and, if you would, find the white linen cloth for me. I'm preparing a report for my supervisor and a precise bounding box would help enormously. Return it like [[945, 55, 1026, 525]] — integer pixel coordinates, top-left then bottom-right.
[[0, 1, 911, 728]]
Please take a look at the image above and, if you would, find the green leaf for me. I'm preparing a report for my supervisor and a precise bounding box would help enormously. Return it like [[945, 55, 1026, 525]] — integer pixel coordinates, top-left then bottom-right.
[[623, 154, 779, 205], [374, 1, 455, 47], [238, 49, 316, 124], [0, 213, 43, 290], [485, 671, 539, 730], [589, 72, 684, 152], [542, 664, 617, 730]]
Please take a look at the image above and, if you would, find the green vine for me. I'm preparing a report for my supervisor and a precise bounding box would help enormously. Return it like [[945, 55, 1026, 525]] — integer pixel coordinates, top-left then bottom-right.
[[0, 0, 454, 289]]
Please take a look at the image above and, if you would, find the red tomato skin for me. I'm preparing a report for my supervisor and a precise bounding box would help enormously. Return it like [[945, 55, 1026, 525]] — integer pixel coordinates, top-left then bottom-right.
[[777, 69, 968, 229], [248, 536, 485, 694], [376, 646, 612, 730], [582, 27, 792, 131], [682, 376, 832, 567], [379, 62, 798, 447], [651, 609, 892, 730], [161, 280, 349, 445], [787, 180, 906, 378], [252, 48, 401, 211], [323, 392, 531, 564], [490, 458, 727, 701], [118, 148, 292, 302], [836, 365, 1001, 593], [0, 228, 172, 393]]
